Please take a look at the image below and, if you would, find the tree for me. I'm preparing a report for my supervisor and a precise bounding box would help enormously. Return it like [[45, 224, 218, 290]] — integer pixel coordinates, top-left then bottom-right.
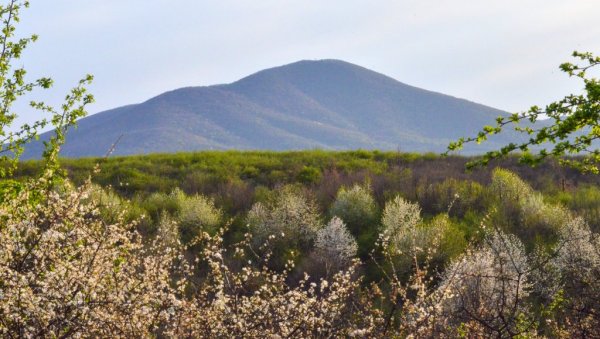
[[169, 188, 223, 244], [436, 229, 533, 337], [447, 52, 600, 173], [380, 195, 421, 253], [550, 217, 600, 335], [246, 185, 322, 264], [314, 217, 358, 275]]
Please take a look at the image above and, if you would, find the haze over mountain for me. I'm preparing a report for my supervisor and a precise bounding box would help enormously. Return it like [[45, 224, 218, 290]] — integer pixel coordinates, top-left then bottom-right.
[[23, 60, 519, 158]]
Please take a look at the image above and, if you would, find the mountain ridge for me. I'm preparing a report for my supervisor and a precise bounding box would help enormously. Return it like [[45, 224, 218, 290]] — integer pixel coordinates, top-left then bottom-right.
[[22, 59, 517, 158]]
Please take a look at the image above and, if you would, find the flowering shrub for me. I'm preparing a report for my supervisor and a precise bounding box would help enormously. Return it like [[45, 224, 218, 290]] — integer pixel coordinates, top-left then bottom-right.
[[0, 176, 181, 336], [314, 217, 358, 275], [380, 196, 462, 269], [381, 196, 422, 253], [168, 232, 376, 337], [0, 175, 376, 337], [2, 166, 600, 336], [548, 217, 600, 336], [247, 186, 322, 250], [330, 183, 379, 237], [435, 229, 533, 336]]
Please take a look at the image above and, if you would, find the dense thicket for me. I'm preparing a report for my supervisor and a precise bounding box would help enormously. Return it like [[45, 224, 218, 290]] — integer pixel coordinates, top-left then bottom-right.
[[6, 150, 600, 336], [7, 158, 600, 336], [11, 150, 600, 232]]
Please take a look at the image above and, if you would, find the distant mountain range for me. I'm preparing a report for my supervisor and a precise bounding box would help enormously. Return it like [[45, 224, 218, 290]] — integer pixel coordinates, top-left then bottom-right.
[[23, 59, 522, 158]]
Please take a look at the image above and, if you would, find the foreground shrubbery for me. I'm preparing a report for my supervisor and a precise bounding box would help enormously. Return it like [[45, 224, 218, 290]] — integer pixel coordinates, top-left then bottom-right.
[[2, 163, 600, 337]]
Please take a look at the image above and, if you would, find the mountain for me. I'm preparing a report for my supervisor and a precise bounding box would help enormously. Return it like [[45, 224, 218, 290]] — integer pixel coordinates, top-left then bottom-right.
[[22, 59, 520, 158]]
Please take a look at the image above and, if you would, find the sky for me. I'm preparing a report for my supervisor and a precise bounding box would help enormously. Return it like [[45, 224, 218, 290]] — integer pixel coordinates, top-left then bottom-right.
[[12, 0, 600, 130]]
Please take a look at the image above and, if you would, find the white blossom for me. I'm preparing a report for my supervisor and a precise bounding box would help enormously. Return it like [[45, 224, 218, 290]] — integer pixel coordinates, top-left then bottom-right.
[[314, 217, 358, 273]]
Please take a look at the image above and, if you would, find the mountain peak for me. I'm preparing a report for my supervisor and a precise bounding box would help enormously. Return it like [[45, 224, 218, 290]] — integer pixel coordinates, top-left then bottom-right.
[[283, 58, 362, 68], [232, 59, 384, 85]]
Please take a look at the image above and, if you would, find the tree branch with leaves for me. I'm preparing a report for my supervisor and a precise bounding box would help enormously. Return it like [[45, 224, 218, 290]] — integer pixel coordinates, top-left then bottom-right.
[[447, 51, 600, 173], [0, 0, 93, 199]]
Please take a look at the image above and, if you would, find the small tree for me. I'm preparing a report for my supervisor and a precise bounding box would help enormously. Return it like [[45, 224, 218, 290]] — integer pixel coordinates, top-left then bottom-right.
[[170, 189, 223, 244], [314, 217, 358, 275], [330, 183, 379, 257], [330, 184, 379, 235], [550, 217, 600, 336], [488, 169, 570, 246], [247, 186, 322, 256], [436, 229, 533, 336], [381, 196, 422, 253]]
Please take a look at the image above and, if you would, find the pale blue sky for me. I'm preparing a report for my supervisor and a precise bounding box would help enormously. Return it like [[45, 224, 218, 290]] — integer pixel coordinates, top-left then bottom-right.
[[14, 0, 600, 129]]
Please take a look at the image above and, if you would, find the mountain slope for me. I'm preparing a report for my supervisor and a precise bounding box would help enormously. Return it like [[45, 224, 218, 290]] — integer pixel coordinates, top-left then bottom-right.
[[23, 59, 518, 158]]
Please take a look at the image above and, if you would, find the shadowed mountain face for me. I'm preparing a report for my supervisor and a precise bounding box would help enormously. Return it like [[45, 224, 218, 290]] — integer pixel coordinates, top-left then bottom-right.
[[23, 59, 516, 158]]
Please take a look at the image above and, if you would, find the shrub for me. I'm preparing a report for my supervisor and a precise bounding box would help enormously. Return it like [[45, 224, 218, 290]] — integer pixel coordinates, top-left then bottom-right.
[[297, 165, 322, 184], [436, 229, 533, 336], [380, 197, 464, 274], [247, 186, 322, 253], [381, 196, 422, 253], [140, 191, 179, 222], [330, 184, 379, 235], [87, 184, 155, 236], [548, 217, 600, 336], [314, 217, 358, 275], [489, 169, 570, 246], [171, 189, 223, 243], [490, 168, 533, 203], [137, 189, 222, 243], [416, 178, 487, 217], [330, 183, 379, 257], [558, 185, 600, 232], [428, 214, 468, 268], [170, 233, 375, 337], [0, 179, 180, 337]]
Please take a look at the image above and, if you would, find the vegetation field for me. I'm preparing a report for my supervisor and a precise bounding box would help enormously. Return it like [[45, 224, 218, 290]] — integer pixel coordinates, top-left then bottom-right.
[[6, 150, 600, 335], [14, 150, 600, 226]]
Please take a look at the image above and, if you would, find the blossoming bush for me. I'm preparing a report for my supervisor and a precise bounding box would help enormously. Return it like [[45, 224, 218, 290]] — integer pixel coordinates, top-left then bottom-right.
[[330, 183, 379, 257], [314, 217, 358, 276], [0, 174, 377, 337], [0, 175, 181, 336], [168, 231, 377, 337], [246, 186, 322, 264], [435, 229, 533, 337], [547, 217, 600, 336], [381, 195, 423, 254]]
